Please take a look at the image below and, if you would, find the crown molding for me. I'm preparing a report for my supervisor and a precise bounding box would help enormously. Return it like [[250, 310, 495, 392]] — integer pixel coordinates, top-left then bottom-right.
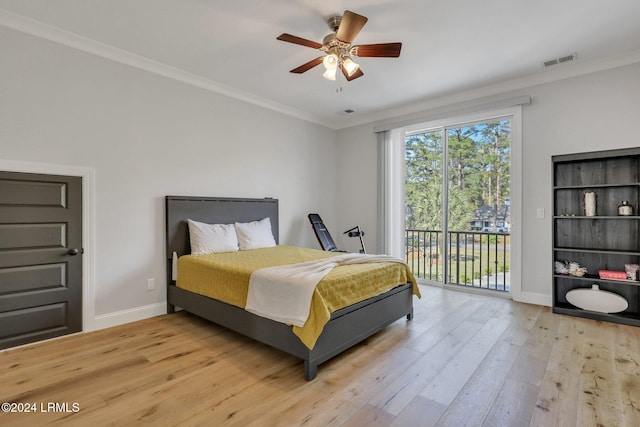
[[0, 8, 336, 129], [337, 49, 640, 129], [3, 8, 640, 131]]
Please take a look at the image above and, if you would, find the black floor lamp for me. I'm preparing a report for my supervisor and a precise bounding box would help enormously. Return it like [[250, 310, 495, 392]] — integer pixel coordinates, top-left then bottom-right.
[[344, 226, 366, 254]]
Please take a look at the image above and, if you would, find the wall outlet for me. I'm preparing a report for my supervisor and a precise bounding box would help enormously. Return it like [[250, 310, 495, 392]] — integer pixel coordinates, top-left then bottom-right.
[[147, 278, 155, 291], [536, 208, 545, 219]]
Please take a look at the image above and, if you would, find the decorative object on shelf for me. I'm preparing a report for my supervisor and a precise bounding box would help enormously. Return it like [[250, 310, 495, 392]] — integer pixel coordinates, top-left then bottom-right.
[[565, 284, 628, 313], [569, 262, 587, 277], [555, 260, 587, 276], [618, 200, 633, 216], [625, 263, 639, 281], [584, 191, 596, 216], [598, 269, 628, 280], [555, 260, 569, 274]]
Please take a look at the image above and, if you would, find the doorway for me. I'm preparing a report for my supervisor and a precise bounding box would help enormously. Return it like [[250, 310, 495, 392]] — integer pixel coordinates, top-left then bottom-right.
[[403, 116, 513, 293]]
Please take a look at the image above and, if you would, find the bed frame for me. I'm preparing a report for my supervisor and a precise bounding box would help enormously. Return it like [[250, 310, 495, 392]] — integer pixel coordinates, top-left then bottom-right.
[[165, 195, 414, 380]]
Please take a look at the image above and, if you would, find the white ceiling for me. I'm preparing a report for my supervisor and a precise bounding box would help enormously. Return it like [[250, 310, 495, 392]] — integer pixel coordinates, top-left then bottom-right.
[[2, 0, 640, 129]]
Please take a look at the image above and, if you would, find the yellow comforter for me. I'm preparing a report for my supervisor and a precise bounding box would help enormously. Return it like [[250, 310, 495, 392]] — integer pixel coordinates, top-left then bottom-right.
[[177, 245, 420, 349]]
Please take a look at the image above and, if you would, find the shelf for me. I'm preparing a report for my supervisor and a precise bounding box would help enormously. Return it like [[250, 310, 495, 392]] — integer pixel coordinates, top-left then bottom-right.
[[554, 215, 640, 219], [553, 304, 640, 327], [552, 148, 640, 326], [553, 247, 640, 256], [554, 183, 640, 190], [553, 273, 640, 287]]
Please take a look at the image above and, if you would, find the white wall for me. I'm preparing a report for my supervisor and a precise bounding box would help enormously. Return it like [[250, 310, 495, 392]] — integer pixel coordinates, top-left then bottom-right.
[[333, 125, 381, 254], [520, 62, 640, 302], [335, 61, 640, 305], [0, 27, 337, 324]]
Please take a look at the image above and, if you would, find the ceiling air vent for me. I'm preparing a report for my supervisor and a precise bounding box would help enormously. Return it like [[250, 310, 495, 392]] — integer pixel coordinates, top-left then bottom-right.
[[543, 53, 577, 68]]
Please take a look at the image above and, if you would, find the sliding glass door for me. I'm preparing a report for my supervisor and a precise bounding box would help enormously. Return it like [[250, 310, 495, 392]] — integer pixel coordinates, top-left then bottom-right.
[[404, 118, 512, 292], [405, 128, 445, 281]]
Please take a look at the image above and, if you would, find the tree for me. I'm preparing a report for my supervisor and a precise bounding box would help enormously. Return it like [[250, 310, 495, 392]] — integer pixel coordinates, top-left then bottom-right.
[[405, 131, 442, 230], [405, 119, 511, 232]]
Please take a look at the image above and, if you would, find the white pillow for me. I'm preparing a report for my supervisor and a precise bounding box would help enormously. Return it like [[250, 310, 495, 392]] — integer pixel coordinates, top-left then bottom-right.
[[187, 219, 239, 254], [234, 217, 276, 250]]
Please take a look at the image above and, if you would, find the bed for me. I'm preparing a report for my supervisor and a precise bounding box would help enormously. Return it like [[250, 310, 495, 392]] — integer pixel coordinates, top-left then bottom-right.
[[165, 195, 417, 380]]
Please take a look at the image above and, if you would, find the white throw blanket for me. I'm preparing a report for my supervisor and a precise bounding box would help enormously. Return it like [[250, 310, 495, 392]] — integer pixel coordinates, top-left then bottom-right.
[[245, 253, 408, 327]]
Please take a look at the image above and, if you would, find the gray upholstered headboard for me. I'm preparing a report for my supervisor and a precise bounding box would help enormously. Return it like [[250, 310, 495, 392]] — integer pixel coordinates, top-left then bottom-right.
[[165, 196, 279, 284]]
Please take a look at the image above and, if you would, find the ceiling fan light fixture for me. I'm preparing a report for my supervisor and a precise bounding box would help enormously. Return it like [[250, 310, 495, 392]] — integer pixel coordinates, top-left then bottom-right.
[[322, 53, 339, 70], [277, 10, 402, 82], [342, 56, 359, 76], [322, 67, 337, 81]]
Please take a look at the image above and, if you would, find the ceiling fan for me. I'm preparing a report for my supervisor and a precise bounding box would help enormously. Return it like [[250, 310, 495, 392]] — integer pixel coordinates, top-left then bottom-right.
[[276, 10, 402, 82]]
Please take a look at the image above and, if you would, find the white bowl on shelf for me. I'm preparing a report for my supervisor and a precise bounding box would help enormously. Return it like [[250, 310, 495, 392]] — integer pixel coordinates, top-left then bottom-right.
[[566, 284, 628, 313]]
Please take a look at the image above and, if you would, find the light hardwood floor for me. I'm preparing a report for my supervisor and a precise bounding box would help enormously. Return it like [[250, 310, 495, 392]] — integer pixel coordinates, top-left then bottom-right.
[[2, 285, 639, 426]]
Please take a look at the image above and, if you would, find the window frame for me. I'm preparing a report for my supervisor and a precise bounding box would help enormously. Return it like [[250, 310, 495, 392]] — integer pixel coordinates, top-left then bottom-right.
[[381, 105, 522, 299]]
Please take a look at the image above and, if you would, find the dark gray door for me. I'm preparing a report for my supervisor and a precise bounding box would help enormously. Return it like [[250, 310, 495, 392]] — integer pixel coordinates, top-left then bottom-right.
[[0, 171, 82, 349]]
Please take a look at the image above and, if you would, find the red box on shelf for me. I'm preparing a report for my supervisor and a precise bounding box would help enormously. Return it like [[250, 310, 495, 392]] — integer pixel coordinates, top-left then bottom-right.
[[598, 270, 628, 280]]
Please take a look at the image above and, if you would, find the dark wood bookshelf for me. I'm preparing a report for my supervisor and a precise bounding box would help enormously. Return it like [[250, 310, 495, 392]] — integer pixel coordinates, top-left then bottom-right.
[[552, 148, 640, 327]]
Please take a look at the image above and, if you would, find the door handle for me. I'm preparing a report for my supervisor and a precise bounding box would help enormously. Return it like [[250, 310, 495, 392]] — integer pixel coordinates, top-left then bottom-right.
[[67, 248, 82, 256]]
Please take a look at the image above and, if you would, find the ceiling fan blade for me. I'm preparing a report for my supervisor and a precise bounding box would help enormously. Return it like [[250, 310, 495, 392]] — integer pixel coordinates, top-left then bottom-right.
[[277, 33, 323, 49], [352, 43, 402, 58], [290, 57, 324, 74], [336, 10, 368, 44], [341, 65, 364, 81]]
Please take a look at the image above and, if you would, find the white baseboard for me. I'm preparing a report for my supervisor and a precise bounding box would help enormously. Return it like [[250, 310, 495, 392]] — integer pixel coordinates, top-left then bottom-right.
[[91, 302, 167, 331], [514, 291, 552, 307]]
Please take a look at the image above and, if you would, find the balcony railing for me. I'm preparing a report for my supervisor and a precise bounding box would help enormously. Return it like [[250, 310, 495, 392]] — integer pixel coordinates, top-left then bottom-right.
[[405, 229, 510, 292]]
